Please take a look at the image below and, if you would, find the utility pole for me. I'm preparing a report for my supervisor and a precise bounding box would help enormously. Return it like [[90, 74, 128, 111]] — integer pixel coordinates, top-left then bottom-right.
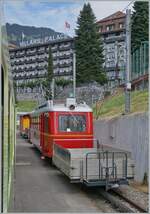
[[73, 50, 76, 98], [125, 9, 131, 113], [115, 41, 119, 86]]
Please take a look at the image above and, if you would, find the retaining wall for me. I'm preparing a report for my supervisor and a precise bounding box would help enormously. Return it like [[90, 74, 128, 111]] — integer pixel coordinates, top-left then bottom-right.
[[94, 112, 148, 182]]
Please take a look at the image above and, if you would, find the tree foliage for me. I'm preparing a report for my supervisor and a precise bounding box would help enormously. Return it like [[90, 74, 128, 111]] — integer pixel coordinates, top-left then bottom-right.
[[75, 3, 107, 85], [42, 46, 53, 100], [131, 1, 149, 53], [55, 78, 72, 89]]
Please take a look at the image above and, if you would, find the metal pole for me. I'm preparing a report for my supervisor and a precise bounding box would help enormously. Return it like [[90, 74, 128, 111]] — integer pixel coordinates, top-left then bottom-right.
[[73, 51, 76, 98], [115, 41, 119, 86], [125, 9, 131, 113], [51, 78, 55, 100]]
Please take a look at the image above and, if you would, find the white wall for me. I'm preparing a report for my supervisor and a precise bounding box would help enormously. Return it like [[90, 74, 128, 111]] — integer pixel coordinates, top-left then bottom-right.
[[94, 112, 148, 182]]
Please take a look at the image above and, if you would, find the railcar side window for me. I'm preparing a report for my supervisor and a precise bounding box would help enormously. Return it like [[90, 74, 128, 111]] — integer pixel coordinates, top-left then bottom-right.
[[58, 115, 86, 132]]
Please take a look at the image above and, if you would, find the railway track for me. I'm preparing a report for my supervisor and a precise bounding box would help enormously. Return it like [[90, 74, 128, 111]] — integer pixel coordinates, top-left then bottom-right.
[[98, 189, 148, 213], [112, 189, 148, 213]]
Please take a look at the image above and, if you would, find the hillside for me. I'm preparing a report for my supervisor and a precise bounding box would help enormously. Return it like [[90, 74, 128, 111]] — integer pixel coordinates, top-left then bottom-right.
[[93, 89, 148, 119], [17, 100, 37, 112], [6, 23, 65, 46], [16, 89, 148, 116]]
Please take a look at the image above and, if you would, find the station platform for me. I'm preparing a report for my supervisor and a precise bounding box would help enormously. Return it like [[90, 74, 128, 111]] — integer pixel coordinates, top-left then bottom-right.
[[9, 133, 100, 212]]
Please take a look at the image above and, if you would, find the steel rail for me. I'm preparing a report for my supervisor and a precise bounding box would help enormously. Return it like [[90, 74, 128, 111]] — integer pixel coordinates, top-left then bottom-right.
[[112, 189, 148, 213], [98, 189, 147, 213]]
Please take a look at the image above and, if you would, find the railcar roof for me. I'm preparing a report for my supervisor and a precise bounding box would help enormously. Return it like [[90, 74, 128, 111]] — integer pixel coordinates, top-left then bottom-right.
[[30, 103, 92, 115], [17, 112, 31, 115]]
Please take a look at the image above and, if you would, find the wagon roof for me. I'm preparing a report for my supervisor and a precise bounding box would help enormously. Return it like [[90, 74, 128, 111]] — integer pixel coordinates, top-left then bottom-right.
[[31, 104, 92, 115], [30, 99, 92, 115]]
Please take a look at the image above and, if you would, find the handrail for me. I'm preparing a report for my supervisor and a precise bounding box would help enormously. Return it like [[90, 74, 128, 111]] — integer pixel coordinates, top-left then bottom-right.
[[85, 151, 128, 182]]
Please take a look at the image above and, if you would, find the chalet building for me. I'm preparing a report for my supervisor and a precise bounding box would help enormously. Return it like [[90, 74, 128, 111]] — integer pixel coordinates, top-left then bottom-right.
[[97, 11, 126, 87], [9, 38, 74, 94]]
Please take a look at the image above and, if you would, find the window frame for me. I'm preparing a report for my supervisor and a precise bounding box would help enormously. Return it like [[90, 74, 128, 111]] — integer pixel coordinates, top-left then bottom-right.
[[57, 112, 87, 134]]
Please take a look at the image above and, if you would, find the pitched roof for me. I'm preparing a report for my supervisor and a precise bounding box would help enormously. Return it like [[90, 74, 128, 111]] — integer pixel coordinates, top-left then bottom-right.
[[97, 11, 126, 23]]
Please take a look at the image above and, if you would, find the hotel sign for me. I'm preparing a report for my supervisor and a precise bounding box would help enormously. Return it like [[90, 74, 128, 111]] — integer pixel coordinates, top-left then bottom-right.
[[20, 34, 68, 47]]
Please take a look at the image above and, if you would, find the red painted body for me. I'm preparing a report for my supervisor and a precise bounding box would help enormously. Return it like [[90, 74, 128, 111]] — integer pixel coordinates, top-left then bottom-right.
[[29, 111, 93, 158]]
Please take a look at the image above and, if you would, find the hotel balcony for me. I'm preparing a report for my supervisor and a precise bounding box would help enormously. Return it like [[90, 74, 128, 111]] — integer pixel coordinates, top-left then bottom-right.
[[59, 54, 70, 60], [59, 62, 72, 68], [24, 67, 35, 72], [104, 34, 126, 43], [15, 53, 25, 58], [59, 46, 71, 51], [32, 73, 45, 78], [53, 64, 59, 69], [28, 66, 36, 71], [23, 73, 41, 79], [52, 55, 57, 60], [44, 57, 48, 62], [26, 52, 36, 56], [13, 68, 17, 73], [11, 62, 15, 66], [13, 68, 24, 73], [37, 51, 45, 55], [25, 59, 36, 64], [17, 68, 25, 73], [14, 60, 24, 65], [51, 46, 58, 52], [10, 55, 15, 59], [36, 65, 44, 70], [54, 71, 72, 77], [37, 58, 45, 62], [14, 75, 24, 80]]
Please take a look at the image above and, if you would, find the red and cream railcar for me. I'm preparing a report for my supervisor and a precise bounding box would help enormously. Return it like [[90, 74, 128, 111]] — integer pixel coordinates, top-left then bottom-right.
[[29, 98, 93, 158]]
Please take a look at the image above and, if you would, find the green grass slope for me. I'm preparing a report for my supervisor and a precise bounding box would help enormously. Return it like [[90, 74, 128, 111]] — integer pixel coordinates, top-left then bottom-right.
[[93, 89, 148, 119], [17, 100, 38, 112]]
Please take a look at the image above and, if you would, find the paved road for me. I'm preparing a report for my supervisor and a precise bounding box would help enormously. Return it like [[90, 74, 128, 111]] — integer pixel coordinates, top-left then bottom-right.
[[9, 133, 104, 212]]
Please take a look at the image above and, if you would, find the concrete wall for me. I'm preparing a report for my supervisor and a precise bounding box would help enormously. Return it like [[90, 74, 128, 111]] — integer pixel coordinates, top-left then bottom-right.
[[94, 112, 148, 182]]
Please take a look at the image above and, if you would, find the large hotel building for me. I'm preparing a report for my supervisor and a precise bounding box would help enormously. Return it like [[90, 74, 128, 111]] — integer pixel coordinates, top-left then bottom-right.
[[9, 38, 74, 94], [9, 11, 126, 95]]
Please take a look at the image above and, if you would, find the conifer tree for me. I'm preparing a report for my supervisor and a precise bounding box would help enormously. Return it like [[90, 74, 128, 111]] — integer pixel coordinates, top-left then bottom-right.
[[47, 46, 53, 83], [131, 1, 149, 52], [42, 46, 53, 100], [75, 3, 107, 85]]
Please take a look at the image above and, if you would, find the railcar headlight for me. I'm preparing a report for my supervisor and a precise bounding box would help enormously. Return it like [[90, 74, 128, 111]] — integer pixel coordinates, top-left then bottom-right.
[[69, 104, 75, 110]]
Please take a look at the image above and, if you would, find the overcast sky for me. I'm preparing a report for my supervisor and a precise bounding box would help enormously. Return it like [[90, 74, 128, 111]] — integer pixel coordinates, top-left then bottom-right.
[[4, 0, 134, 36]]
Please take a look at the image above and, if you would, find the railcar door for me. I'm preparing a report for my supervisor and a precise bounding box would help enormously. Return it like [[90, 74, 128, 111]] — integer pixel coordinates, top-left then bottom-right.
[[43, 112, 51, 157], [40, 113, 44, 151]]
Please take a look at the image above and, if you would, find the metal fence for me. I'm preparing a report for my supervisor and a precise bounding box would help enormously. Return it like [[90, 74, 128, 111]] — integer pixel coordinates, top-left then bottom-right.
[[131, 41, 149, 80]]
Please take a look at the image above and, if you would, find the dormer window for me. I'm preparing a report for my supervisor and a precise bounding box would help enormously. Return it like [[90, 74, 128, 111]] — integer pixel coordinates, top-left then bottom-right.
[[99, 26, 103, 32], [106, 24, 115, 31], [119, 23, 124, 29]]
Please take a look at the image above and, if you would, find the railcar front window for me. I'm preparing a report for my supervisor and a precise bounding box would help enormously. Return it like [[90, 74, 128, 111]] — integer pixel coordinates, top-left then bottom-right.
[[59, 115, 86, 132]]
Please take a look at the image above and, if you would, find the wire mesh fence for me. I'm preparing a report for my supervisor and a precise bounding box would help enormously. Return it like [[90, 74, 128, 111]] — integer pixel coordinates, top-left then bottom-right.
[[131, 41, 149, 80]]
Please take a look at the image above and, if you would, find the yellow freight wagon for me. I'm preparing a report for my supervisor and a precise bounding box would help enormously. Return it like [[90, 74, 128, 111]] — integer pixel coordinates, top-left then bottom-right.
[[19, 113, 31, 139]]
